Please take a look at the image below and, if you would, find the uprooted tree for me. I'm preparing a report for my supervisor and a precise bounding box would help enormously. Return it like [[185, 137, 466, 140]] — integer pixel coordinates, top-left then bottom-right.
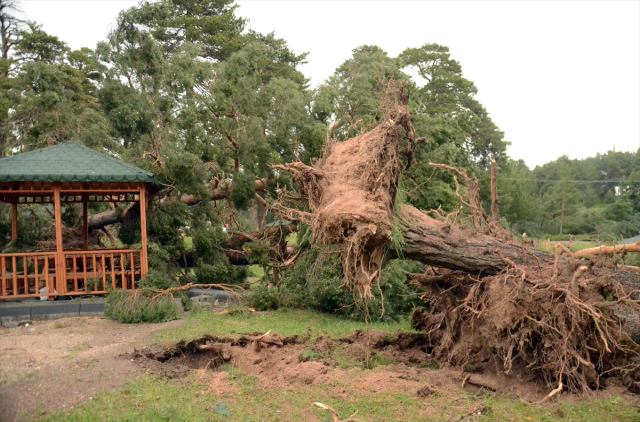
[[269, 87, 640, 396], [3, 0, 640, 397]]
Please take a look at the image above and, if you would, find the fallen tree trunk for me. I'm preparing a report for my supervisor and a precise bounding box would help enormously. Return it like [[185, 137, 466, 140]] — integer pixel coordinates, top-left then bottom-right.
[[400, 204, 552, 272], [271, 88, 640, 395], [398, 205, 640, 291], [574, 242, 640, 259], [88, 181, 265, 230], [177, 224, 297, 267]]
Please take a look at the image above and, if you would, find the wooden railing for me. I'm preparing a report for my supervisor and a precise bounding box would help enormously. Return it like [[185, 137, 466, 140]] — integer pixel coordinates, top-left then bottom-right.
[[1, 249, 143, 300], [0, 252, 57, 299], [63, 250, 142, 295]]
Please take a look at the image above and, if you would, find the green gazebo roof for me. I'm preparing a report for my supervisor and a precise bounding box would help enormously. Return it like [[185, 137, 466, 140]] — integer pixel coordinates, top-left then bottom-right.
[[0, 143, 158, 184]]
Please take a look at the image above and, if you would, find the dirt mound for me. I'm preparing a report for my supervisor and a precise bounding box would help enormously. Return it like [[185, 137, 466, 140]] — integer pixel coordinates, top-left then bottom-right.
[[134, 330, 437, 387], [132, 328, 640, 403]]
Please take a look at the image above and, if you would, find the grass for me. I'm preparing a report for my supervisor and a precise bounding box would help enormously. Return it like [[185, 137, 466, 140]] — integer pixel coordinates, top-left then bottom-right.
[[535, 241, 596, 253], [61, 341, 90, 360], [32, 310, 640, 422], [34, 366, 640, 422], [155, 309, 413, 344], [248, 264, 264, 278]]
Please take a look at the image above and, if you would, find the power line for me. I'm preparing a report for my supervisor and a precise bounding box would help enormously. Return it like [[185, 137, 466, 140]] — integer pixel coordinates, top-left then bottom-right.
[[499, 178, 640, 184]]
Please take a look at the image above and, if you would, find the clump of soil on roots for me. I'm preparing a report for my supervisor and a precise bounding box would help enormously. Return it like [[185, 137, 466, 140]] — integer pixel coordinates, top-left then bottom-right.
[[280, 92, 418, 299]]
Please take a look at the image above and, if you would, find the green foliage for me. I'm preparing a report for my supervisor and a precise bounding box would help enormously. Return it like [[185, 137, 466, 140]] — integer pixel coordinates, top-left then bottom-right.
[[137, 270, 176, 291], [249, 247, 423, 322], [15, 22, 69, 63], [3, 0, 636, 327], [105, 289, 179, 324], [243, 239, 270, 266], [0, 203, 52, 250], [496, 149, 640, 240], [391, 216, 407, 258], [230, 170, 256, 211]]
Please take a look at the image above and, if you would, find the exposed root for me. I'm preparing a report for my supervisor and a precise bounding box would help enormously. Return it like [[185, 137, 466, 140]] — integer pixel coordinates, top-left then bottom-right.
[[313, 403, 364, 422], [538, 379, 563, 404], [428, 162, 511, 241], [411, 258, 640, 394], [254, 329, 272, 352]]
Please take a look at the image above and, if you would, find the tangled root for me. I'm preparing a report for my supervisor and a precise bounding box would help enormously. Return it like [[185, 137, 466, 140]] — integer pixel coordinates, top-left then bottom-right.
[[411, 253, 640, 394]]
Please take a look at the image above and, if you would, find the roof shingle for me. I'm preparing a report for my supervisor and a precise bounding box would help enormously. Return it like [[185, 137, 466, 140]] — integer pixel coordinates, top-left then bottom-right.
[[0, 143, 158, 185]]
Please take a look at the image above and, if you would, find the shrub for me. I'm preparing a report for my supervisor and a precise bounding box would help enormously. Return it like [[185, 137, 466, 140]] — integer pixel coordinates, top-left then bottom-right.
[[105, 289, 179, 324], [137, 269, 176, 291]]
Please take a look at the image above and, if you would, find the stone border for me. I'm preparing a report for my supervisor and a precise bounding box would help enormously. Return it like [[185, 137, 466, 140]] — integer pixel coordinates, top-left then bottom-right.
[[0, 299, 105, 327]]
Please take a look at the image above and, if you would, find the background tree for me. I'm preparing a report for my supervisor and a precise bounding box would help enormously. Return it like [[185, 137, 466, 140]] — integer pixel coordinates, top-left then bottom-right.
[[0, 0, 22, 157], [4, 23, 112, 152]]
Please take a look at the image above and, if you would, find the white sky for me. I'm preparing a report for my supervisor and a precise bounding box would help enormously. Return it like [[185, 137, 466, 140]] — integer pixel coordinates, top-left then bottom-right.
[[18, 0, 640, 169]]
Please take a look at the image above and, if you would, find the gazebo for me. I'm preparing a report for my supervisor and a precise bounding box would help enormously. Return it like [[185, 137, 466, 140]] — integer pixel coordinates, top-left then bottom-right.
[[0, 143, 157, 300]]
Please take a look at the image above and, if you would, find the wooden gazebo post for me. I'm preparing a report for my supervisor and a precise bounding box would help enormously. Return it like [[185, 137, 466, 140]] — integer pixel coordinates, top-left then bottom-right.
[[53, 183, 65, 297], [11, 202, 17, 242], [82, 194, 89, 251], [139, 184, 149, 275]]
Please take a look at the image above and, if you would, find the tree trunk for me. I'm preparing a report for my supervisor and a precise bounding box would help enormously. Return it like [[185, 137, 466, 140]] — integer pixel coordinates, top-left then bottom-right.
[[559, 195, 565, 236], [490, 159, 500, 226], [398, 205, 640, 291]]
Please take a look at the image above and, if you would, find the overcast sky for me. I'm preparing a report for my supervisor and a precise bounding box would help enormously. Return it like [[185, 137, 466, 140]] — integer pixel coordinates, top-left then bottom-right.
[[18, 0, 640, 169]]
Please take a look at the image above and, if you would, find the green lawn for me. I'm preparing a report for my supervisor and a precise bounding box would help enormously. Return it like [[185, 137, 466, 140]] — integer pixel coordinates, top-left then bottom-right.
[[35, 310, 640, 422], [248, 264, 264, 278], [155, 309, 412, 344], [535, 241, 596, 253], [35, 371, 639, 422]]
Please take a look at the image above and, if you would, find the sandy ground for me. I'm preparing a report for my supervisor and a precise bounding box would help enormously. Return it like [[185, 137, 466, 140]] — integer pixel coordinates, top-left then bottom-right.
[[0, 317, 183, 422]]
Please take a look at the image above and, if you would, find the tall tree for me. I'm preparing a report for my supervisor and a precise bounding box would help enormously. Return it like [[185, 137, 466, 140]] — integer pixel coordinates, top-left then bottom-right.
[[3, 24, 112, 152], [537, 156, 581, 235], [0, 0, 20, 62], [0, 0, 21, 157], [124, 0, 246, 61], [399, 43, 508, 169], [93, 1, 323, 284]]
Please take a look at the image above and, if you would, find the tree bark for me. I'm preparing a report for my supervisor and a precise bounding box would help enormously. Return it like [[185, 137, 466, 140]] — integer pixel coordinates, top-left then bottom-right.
[[398, 205, 640, 291]]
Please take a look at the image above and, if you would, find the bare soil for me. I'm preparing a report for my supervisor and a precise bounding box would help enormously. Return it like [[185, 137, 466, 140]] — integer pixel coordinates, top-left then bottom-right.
[[0, 317, 183, 422], [133, 329, 639, 406], [1, 318, 639, 422]]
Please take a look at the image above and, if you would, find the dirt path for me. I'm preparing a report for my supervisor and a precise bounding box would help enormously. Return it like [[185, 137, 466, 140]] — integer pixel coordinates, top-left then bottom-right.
[[0, 317, 183, 422]]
